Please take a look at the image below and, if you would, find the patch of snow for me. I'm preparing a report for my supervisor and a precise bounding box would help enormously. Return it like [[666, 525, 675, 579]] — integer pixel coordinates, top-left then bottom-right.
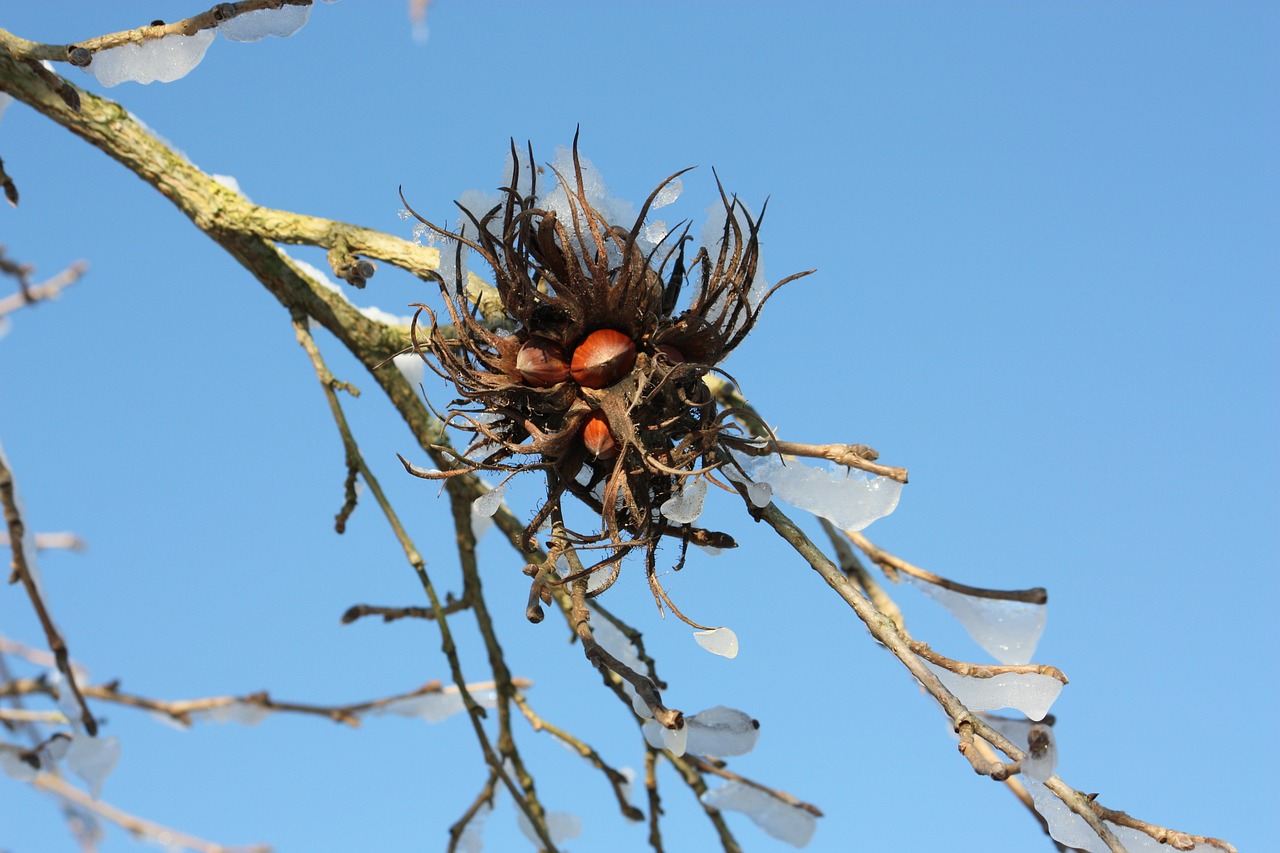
[[653, 178, 682, 208]]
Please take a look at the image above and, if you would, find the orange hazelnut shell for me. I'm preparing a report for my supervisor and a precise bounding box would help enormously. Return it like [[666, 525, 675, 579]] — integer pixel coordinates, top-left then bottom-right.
[[570, 329, 637, 389], [582, 413, 619, 459], [517, 336, 570, 387]]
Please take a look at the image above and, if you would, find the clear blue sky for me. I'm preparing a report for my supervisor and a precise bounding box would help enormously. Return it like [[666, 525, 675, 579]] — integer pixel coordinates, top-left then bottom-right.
[[2, 3, 1276, 852]]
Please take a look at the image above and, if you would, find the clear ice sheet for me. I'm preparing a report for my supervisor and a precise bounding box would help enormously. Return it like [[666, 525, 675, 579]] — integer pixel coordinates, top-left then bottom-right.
[[921, 660, 1062, 721], [218, 4, 311, 41], [906, 576, 1046, 665], [732, 450, 902, 532], [659, 477, 708, 524], [684, 706, 759, 757], [88, 29, 216, 87], [701, 781, 816, 848], [67, 733, 121, 798], [693, 626, 739, 658]]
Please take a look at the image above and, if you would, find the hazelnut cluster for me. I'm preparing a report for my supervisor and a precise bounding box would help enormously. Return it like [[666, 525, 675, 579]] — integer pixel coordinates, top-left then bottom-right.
[[403, 140, 810, 594]]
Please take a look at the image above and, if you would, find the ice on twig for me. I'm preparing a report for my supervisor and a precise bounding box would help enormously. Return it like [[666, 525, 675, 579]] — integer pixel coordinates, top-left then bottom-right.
[[693, 627, 739, 659], [732, 450, 901, 532], [473, 483, 506, 518], [641, 719, 688, 757], [516, 809, 582, 847], [982, 715, 1058, 782], [701, 781, 816, 848], [921, 660, 1062, 721], [659, 477, 708, 524], [685, 706, 759, 757], [722, 462, 774, 508], [456, 802, 492, 853], [188, 701, 272, 727], [67, 734, 121, 799], [219, 4, 311, 41], [370, 688, 497, 723], [906, 577, 1045, 665], [653, 178, 682, 208], [589, 608, 651, 718], [87, 30, 216, 87], [0, 749, 36, 782]]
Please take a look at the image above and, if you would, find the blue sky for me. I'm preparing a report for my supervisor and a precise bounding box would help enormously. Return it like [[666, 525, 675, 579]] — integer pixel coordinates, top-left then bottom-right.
[[1, 3, 1276, 852]]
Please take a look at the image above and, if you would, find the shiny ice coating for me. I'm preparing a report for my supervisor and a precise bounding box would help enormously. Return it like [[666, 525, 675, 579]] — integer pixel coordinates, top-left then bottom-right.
[[87, 29, 216, 86], [906, 576, 1046, 665], [731, 449, 902, 532], [701, 781, 817, 848], [921, 660, 1063, 721]]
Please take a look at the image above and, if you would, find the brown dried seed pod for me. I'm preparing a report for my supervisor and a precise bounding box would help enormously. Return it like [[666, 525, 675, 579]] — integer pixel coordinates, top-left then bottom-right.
[[582, 412, 619, 459], [517, 336, 570, 387], [570, 329, 637, 389]]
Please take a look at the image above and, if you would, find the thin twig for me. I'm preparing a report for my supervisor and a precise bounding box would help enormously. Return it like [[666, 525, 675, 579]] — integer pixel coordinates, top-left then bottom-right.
[[33, 772, 271, 853], [848, 529, 1047, 604], [683, 754, 824, 817], [0, 449, 96, 736]]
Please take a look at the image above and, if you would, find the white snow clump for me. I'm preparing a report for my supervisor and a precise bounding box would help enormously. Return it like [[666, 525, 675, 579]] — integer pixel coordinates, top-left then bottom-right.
[[906, 576, 1046, 665], [921, 660, 1062, 721], [87, 29, 216, 87], [693, 626, 739, 658], [393, 352, 426, 387], [218, 3, 311, 41], [701, 781, 816, 848], [652, 177, 683, 208], [731, 449, 902, 532]]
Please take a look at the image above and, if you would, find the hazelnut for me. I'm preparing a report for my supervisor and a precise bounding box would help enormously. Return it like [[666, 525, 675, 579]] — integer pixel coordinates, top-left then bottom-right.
[[582, 412, 619, 459], [570, 329, 637, 389], [656, 344, 685, 363], [517, 336, 569, 387]]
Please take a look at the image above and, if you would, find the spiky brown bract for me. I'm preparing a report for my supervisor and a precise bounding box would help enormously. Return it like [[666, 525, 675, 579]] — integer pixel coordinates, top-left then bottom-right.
[[402, 136, 812, 602]]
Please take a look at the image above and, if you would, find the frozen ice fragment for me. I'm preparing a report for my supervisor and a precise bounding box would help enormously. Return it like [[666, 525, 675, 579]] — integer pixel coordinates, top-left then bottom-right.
[[67, 734, 121, 799], [653, 178, 682, 208], [88, 29, 216, 87], [661, 722, 688, 757], [732, 450, 902, 532], [394, 353, 426, 387], [982, 715, 1058, 781], [922, 661, 1062, 721], [218, 4, 311, 41], [641, 719, 665, 750], [685, 706, 759, 757], [693, 627, 739, 659], [189, 700, 271, 727], [907, 577, 1045, 665], [642, 220, 669, 245], [0, 93, 14, 125], [456, 802, 491, 853], [701, 781, 816, 848], [660, 477, 708, 524], [370, 690, 486, 723], [473, 483, 505, 518], [516, 809, 582, 846], [0, 749, 36, 782]]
